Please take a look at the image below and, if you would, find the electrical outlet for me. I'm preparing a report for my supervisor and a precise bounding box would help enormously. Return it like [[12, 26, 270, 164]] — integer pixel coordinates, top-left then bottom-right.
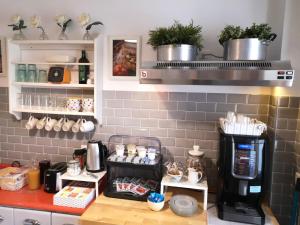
[[295, 172, 300, 184], [81, 144, 87, 149]]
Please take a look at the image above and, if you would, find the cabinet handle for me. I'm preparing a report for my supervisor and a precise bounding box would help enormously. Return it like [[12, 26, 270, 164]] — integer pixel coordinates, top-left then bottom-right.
[[0, 216, 4, 223], [63, 224, 75, 225], [23, 219, 41, 225]]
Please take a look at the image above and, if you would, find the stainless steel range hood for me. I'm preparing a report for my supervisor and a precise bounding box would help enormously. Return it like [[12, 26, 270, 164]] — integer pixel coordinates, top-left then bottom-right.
[[139, 60, 294, 86]]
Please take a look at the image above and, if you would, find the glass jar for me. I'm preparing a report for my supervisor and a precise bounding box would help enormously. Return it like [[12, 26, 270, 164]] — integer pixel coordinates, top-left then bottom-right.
[[38, 69, 48, 83], [186, 145, 205, 173], [16, 64, 27, 82], [67, 160, 81, 176], [27, 64, 37, 82], [28, 160, 40, 190]]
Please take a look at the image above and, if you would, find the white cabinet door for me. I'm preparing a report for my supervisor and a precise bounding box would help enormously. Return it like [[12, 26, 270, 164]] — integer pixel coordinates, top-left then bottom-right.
[[14, 208, 51, 225], [51, 213, 79, 225], [0, 206, 14, 225]]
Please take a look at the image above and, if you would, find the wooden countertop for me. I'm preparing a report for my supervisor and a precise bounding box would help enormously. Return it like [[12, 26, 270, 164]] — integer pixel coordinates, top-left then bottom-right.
[[80, 188, 207, 225]]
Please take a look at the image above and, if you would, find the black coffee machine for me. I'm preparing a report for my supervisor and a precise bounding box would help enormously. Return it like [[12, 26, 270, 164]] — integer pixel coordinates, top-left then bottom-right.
[[217, 129, 269, 225]]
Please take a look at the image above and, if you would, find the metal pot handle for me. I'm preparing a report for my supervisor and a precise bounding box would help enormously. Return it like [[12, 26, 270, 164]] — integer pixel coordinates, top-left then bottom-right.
[[268, 33, 277, 42]]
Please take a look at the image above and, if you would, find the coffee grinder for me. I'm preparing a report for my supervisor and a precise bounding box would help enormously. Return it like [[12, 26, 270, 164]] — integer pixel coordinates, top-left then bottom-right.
[[217, 129, 269, 225]]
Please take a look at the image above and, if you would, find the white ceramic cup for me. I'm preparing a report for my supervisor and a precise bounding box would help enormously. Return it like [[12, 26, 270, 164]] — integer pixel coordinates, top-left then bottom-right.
[[116, 144, 125, 157], [137, 147, 147, 158], [62, 118, 75, 132], [53, 118, 64, 132], [82, 98, 94, 112], [71, 119, 82, 133], [79, 119, 95, 132], [36, 116, 47, 130], [45, 117, 58, 131], [188, 168, 202, 184], [25, 116, 38, 130], [148, 149, 156, 161]]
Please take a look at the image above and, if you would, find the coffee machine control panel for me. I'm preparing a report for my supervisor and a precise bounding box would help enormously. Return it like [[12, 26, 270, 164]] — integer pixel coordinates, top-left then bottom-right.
[[232, 143, 257, 180]]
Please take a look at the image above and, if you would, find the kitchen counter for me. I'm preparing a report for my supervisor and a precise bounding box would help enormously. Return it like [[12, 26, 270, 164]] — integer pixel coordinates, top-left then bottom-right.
[[80, 188, 207, 225], [0, 186, 87, 215]]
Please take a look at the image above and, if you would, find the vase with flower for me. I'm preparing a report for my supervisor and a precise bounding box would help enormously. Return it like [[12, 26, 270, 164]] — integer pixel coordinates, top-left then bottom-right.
[[79, 13, 103, 40], [56, 15, 72, 40], [8, 15, 27, 40], [31, 15, 48, 40]]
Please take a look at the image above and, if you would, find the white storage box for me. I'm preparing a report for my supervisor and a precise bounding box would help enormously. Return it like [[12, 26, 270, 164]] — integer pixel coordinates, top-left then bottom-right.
[[54, 186, 95, 208], [0, 167, 28, 191], [219, 118, 267, 136]]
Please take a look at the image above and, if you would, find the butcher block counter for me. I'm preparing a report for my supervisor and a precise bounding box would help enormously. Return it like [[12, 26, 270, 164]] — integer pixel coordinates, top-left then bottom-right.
[[80, 188, 207, 225]]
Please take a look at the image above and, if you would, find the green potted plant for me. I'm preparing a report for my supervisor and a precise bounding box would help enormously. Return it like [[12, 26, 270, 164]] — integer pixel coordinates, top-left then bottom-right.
[[148, 21, 203, 61], [218, 23, 277, 60]]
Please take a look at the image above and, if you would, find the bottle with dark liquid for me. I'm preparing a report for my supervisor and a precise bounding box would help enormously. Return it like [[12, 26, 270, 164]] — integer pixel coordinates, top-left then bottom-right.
[[78, 50, 90, 84]]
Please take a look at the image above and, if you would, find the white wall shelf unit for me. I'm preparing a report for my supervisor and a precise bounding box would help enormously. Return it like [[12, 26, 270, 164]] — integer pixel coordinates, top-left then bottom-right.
[[7, 38, 103, 123]]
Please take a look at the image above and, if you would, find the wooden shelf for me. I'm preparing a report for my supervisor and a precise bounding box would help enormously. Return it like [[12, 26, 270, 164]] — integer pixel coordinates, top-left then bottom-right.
[[14, 82, 94, 89], [12, 107, 94, 116], [12, 62, 94, 66], [10, 40, 94, 45]]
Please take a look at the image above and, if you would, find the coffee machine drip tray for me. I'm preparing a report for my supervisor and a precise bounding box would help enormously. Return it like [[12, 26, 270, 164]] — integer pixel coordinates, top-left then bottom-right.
[[218, 202, 265, 225]]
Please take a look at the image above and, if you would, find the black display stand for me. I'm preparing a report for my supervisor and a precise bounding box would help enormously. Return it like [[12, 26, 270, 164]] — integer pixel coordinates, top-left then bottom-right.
[[104, 135, 163, 201]]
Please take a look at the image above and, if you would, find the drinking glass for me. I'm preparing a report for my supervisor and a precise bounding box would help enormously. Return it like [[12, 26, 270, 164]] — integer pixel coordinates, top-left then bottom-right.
[[17, 93, 25, 107], [47, 96, 56, 110], [38, 70, 48, 83], [32, 95, 41, 109], [23, 93, 32, 108], [27, 64, 37, 82], [40, 95, 49, 109], [55, 96, 66, 111], [16, 64, 27, 82]]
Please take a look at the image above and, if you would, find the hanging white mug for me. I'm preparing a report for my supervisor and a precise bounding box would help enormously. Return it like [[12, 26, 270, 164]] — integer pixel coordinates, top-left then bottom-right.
[[36, 116, 47, 130], [25, 116, 38, 130], [80, 119, 95, 132], [71, 119, 82, 133], [45, 117, 58, 131], [62, 118, 75, 132], [53, 118, 64, 132]]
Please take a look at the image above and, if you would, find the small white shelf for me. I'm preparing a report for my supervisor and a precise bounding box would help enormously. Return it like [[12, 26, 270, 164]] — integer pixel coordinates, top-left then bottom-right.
[[14, 82, 94, 89], [161, 175, 208, 210], [12, 107, 94, 116], [59, 170, 107, 197], [11, 40, 94, 45], [12, 62, 94, 66]]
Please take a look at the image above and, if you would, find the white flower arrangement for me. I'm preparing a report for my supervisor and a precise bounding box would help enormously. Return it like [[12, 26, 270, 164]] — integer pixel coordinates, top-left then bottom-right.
[[78, 13, 103, 31], [55, 15, 72, 32], [8, 15, 27, 31], [79, 13, 90, 28]]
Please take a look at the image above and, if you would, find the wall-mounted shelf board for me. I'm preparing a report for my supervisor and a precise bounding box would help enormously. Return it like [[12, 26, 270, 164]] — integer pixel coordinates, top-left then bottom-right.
[[13, 82, 95, 89], [12, 107, 94, 116], [12, 62, 94, 66], [11, 40, 94, 45]]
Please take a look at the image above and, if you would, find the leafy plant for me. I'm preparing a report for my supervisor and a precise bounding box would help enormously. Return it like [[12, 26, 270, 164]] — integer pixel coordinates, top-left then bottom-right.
[[148, 21, 203, 50], [219, 23, 274, 45], [218, 25, 244, 45], [243, 23, 272, 40]]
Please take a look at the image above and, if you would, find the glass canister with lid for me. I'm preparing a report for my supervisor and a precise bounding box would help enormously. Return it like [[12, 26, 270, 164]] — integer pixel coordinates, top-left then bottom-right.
[[186, 145, 205, 174], [67, 160, 81, 176]]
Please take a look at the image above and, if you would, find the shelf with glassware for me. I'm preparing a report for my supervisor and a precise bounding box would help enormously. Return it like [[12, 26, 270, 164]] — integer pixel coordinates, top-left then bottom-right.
[[7, 37, 103, 123]]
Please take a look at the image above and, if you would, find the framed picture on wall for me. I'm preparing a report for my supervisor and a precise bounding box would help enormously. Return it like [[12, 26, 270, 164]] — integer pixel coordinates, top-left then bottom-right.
[[0, 37, 6, 76], [108, 36, 140, 80]]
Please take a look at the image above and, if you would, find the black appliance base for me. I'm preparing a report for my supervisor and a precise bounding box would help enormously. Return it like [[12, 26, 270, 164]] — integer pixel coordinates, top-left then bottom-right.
[[217, 202, 265, 225]]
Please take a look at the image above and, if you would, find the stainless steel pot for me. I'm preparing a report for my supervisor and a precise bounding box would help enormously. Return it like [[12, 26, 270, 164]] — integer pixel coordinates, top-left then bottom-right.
[[223, 34, 276, 60], [157, 44, 198, 61]]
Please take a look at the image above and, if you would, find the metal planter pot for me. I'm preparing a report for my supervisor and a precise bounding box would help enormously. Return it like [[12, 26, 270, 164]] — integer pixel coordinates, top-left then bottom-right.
[[157, 44, 198, 61], [223, 36, 276, 60]]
